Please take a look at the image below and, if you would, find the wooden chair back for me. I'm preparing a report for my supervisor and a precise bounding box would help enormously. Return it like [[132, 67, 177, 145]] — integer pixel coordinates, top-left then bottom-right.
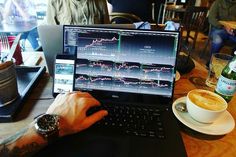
[[109, 12, 142, 24], [181, 6, 208, 51]]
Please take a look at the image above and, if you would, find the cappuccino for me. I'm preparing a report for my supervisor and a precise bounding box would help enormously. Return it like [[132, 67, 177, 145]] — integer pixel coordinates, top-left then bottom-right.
[[189, 90, 226, 111]]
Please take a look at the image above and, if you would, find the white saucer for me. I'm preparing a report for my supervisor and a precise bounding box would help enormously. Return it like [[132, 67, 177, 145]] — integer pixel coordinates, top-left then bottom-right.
[[175, 71, 180, 81], [172, 97, 235, 135]]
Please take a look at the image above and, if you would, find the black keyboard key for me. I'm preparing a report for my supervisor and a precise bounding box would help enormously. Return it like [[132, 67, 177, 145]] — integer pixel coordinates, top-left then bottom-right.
[[88, 103, 166, 139]]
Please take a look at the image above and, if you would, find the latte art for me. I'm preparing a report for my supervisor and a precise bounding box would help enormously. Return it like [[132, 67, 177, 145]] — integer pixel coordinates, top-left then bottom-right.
[[186, 89, 227, 123], [189, 91, 226, 111]]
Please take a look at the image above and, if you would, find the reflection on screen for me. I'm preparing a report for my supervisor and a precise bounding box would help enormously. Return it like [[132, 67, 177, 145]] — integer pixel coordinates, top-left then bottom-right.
[[54, 59, 74, 93], [63, 26, 179, 97]]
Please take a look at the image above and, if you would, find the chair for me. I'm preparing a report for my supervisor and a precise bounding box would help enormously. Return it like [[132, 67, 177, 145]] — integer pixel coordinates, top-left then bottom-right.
[[109, 12, 142, 24], [158, 0, 177, 24], [180, 6, 208, 54], [164, 5, 186, 23], [158, 0, 196, 24]]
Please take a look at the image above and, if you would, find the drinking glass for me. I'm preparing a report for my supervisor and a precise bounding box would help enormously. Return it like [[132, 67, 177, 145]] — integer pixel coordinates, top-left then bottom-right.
[[205, 53, 233, 88]]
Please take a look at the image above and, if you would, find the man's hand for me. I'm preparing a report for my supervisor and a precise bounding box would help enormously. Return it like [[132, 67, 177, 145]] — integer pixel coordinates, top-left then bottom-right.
[[46, 92, 108, 137], [224, 25, 235, 36]]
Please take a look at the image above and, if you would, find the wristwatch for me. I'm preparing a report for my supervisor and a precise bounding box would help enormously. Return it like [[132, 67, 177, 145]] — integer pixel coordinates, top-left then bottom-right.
[[34, 114, 60, 143]]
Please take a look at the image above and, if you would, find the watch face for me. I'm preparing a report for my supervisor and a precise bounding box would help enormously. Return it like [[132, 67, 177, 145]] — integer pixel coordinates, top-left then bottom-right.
[[36, 114, 59, 133]]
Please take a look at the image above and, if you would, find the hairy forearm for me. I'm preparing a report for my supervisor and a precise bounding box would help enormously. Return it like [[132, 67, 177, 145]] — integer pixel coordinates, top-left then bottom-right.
[[0, 122, 47, 157]]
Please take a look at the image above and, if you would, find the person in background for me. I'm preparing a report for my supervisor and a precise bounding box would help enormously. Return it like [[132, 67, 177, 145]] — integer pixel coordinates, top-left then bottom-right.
[[208, 0, 236, 56], [0, 92, 108, 157], [3, 0, 41, 51], [107, 0, 156, 23], [46, 0, 110, 25]]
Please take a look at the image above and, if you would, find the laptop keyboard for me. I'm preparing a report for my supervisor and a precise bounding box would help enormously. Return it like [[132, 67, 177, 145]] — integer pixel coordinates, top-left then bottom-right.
[[87, 103, 166, 139]]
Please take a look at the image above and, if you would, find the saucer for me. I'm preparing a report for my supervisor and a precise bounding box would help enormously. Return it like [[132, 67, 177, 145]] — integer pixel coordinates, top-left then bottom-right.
[[175, 71, 181, 81], [172, 97, 235, 135]]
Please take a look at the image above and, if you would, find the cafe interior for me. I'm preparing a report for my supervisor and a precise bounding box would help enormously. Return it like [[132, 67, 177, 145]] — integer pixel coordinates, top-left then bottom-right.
[[0, 0, 236, 157]]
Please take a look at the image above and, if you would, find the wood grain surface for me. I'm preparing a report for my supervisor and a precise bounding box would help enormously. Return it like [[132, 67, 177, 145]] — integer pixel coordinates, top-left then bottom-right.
[[219, 21, 236, 30]]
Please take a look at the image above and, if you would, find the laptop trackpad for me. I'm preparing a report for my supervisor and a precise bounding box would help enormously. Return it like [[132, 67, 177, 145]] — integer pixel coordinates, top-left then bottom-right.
[[35, 132, 130, 157], [78, 134, 130, 157]]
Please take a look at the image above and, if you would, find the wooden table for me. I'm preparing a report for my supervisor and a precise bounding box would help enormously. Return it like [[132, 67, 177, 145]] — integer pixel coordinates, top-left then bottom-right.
[[175, 61, 236, 157], [0, 52, 236, 157], [219, 21, 236, 30]]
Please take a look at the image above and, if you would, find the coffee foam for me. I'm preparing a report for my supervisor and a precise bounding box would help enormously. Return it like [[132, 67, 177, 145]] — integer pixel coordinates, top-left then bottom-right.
[[189, 91, 226, 111]]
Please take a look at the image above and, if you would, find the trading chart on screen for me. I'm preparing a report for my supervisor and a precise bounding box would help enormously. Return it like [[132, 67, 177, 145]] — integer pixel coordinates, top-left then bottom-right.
[[63, 26, 179, 97]]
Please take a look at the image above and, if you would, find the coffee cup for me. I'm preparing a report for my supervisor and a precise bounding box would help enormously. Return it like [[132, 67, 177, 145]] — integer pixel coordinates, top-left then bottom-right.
[[0, 61, 19, 106], [186, 89, 227, 123]]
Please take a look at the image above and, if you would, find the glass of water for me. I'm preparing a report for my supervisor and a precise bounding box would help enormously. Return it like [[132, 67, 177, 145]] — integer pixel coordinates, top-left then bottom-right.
[[205, 53, 233, 88]]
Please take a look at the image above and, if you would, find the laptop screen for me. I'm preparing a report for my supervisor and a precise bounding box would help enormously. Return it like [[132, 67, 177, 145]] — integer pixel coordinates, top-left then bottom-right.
[[63, 25, 179, 101]]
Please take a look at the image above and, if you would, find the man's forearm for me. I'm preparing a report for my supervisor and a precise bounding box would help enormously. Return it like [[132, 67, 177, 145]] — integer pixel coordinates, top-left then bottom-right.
[[0, 122, 47, 157]]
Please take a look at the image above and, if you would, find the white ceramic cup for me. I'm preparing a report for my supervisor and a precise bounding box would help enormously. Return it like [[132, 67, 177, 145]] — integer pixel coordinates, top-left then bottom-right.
[[186, 89, 227, 123]]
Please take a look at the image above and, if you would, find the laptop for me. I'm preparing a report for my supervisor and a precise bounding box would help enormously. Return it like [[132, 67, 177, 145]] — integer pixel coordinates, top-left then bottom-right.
[[37, 25, 63, 76], [36, 25, 187, 157]]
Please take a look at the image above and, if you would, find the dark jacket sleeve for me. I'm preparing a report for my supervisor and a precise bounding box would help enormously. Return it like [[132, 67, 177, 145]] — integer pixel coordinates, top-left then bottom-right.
[[208, 0, 223, 28]]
